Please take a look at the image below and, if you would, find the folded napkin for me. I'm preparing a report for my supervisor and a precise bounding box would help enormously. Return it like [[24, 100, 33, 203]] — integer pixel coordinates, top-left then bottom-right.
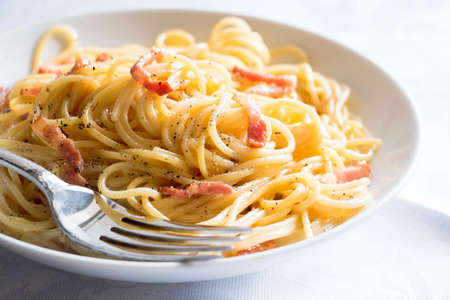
[[0, 198, 448, 300]]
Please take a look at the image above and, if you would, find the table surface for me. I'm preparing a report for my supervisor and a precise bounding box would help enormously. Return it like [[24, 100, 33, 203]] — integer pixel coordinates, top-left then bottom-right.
[[0, 0, 449, 299]]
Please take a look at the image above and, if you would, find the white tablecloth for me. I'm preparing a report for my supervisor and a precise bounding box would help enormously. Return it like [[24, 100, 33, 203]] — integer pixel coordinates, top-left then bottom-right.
[[0, 0, 449, 298]]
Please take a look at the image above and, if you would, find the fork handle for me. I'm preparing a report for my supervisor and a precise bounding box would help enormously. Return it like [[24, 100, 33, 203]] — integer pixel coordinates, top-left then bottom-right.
[[0, 149, 66, 198]]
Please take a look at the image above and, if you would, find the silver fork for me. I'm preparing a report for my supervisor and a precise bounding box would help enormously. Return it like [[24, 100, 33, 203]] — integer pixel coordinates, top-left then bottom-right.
[[0, 149, 250, 261]]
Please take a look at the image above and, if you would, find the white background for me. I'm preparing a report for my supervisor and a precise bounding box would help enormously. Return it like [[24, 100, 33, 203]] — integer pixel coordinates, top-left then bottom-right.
[[0, 0, 449, 299]]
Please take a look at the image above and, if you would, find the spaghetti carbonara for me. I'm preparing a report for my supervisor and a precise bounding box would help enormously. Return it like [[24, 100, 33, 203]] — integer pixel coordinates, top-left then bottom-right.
[[0, 17, 380, 256]]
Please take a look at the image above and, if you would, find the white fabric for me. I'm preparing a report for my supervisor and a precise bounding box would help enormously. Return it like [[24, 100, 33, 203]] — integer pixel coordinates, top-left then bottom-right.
[[0, 0, 449, 298], [0, 198, 449, 299]]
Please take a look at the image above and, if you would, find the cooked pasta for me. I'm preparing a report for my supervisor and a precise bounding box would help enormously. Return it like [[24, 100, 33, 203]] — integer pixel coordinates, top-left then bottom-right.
[[0, 17, 380, 256]]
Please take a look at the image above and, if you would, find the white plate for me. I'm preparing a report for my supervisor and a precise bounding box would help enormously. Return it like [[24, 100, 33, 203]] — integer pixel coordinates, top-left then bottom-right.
[[0, 9, 419, 283]]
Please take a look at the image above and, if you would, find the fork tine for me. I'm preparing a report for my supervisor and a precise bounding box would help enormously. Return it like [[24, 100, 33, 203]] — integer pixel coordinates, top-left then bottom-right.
[[122, 217, 252, 235], [101, 231, 234, 252], [97, 192, 252, 235], [110, 226, 242, 244]]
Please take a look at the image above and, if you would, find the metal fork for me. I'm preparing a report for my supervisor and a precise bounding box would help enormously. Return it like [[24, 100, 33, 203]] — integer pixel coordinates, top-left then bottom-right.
[[0, 149, 250, 261]]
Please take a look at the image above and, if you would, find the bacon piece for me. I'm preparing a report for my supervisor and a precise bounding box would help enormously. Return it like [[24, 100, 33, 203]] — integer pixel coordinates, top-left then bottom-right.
[[244, 84, 289, 98], [37, 64, 62, 76], [0, 86, 9, 112], [335, 163, 371, 183], [36, 189, 49, 207], [31, 116, 86, 186], [233, 66, 297, 88], [20, 86, 43, 97], [237, 240, 276, 256], [68, 58, 92, 74], [160, 182, 233, 198], [130, 47, 173, 96], [96, 52, 112, 62], [20, 113, 29, 121], [235, 94, 267, 148]]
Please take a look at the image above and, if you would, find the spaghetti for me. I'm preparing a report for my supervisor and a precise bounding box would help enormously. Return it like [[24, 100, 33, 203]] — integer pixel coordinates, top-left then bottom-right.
[[0, 17, 380, 256]]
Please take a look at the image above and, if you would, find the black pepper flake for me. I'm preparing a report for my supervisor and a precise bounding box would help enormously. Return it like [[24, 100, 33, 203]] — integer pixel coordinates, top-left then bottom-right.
[[86, 122, 92, 128], [46, 87, 50, 92]]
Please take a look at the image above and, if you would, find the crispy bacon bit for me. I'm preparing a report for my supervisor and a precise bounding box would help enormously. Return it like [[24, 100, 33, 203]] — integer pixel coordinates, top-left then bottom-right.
[[160, 182, 233, 198], [233, 66, 297, 88], [96, 52, 112, 62], [37, 64, 62, 76], [20, 86, 43, 97], [69, 58, 92, 74], [244, 84, 289, 98], [36, 189, 49, 207], [31, 116, 86, 186], [237, 240, 276, 256], [335, 163, 371, 183], [130, 47, 173, 96], [20, 113, 29, 121], [0, 86, 9, 112], [235, 94, 267, 148]]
